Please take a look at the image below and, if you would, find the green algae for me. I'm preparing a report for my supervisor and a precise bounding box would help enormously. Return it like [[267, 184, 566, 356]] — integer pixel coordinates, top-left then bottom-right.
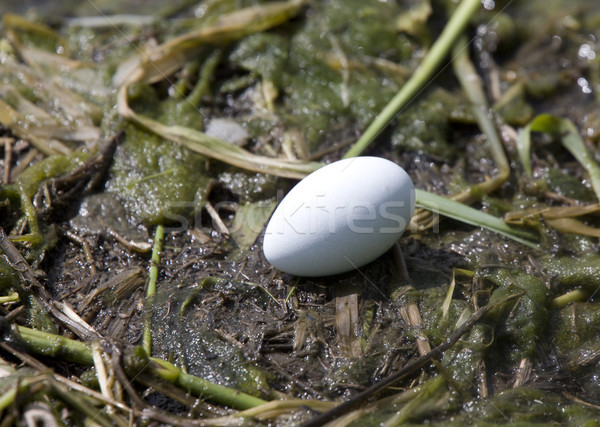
[[14, 151, 91, 200], [532, 168, 597, 203], [492, 83, 534, 126], [552, 301, 600, 370], [106, 124, 210, 225], [149, 277, 275, 399], [0, 258, 18, 291], [391, 88, 466, 159], [393, 285, 467, 345], [126, 79, 211, 131], [541, 253, 600, 294], [455, 387, 600, 425], [227, 0, 418, 150], [1, 149, 91, 246], [484, 269, 550, 363]]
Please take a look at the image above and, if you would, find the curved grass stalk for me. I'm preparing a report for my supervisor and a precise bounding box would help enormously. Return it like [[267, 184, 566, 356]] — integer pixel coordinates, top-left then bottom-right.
[[15, 324, 267, 411], [552, 289, 588, 308], [114, 0, 536, 246], [0, 292, 19, 304], [117, 99, 323, 179], [150, 357, 266, 410], [343, 0, 482, 158]]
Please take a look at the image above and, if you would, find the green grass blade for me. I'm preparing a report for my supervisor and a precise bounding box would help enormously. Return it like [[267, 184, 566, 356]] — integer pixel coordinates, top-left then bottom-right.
[[415, 189, 539, 248], [142, 224, 164, 355], [343, 0, 481, 158], [560, 119, 600, 200], [516, 123, 533, 176]]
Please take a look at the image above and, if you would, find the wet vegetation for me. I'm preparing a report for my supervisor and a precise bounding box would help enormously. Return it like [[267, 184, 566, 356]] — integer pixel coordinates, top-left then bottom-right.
[[1, 0, 600, 425]]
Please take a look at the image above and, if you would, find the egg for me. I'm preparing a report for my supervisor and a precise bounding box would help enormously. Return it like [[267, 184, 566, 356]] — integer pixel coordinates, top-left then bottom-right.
[[263, 157, 415, 277]]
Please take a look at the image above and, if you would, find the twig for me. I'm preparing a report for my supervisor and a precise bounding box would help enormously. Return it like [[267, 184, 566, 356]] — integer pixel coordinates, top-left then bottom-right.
[[9, 148, 37, 181], [65, 230, 97, 274], [300, 291, 524, 427], [335, 286, 361, 357], [205, 202, 230, 236], [92, 341, 114, 404], [392, 242, 410, 282], [100, 219, 152, 253], [110, 344, 146, 409], [0, 226, 38, 285], [35, 132, 121, 220], [48, 377, 119, 427]]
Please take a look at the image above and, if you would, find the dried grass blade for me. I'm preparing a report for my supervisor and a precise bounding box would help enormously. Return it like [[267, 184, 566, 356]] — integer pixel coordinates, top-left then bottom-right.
[[118, 96, 323, 178], [0, 98, 71, 155], [114, 0, 307, 85], [545, 217, 600, 238], [335, 288, 362, 357], [115, 0, 322, 179]]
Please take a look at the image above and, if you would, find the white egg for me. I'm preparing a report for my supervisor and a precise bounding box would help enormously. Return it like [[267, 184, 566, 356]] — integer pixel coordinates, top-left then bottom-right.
[[263, 157, 415, 277]]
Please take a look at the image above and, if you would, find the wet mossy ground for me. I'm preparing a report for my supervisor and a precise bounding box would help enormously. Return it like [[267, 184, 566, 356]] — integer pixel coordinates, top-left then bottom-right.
[[2, 0, 600, 425]]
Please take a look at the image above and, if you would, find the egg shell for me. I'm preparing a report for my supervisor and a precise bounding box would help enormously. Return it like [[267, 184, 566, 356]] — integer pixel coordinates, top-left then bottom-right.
[[263, 157, 415, 277]]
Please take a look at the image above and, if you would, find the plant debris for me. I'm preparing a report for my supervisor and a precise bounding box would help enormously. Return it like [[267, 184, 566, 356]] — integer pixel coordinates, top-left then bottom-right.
[[2, 0, 600, 425]]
